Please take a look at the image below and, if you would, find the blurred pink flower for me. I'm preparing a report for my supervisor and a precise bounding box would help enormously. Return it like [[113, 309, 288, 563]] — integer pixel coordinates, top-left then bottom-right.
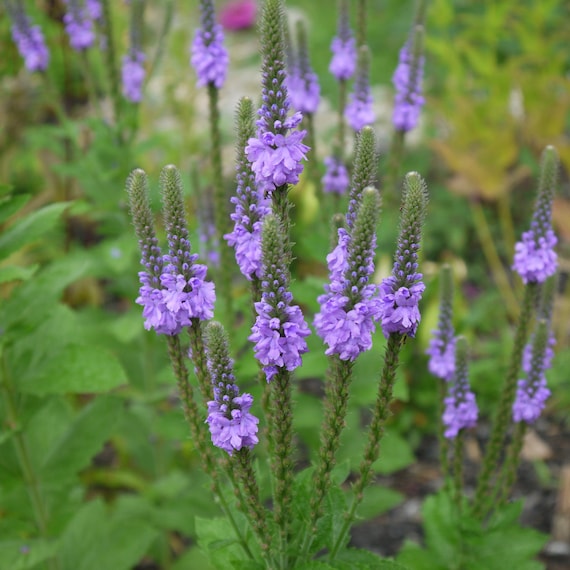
[[220, 0, 256, 30]]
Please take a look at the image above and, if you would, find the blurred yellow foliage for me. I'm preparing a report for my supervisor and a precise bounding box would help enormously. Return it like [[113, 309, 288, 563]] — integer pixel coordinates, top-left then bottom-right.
[[427, 0, 570, 201]]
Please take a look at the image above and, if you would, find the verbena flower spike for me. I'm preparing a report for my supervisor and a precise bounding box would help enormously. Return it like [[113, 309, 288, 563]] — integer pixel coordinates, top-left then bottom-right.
[[378, 172, 428, 337], [322, 155, 349, 195], [314, 187, 382, 360], [249, 215, 310, 382], [190, 0, 229, 89], [7, 1, 49, 72], [245, 0, 309, 193], [288, 21, 320, 115], [392, 24, 425, 132], [225, 97, 271, 281], [442, 336, 478, 439], [122, 0, 146, 103], [345, 45, 375, 132], [329, 0, 356, 81], [426, 264, 456, 381], [205, 322, 259, 455], [512, 145, 558, 284], [63, 0, 97, 51]]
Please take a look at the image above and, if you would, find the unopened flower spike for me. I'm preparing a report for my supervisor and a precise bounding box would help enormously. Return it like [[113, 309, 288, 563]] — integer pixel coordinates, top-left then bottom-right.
[[63, 0, 97, 51], [122, 0, 146, 103], [245, 0, 309, 193], [329, 0, 356, 81], [426, 265, 456, 381], [392, 24, 425, 132], [378, 172, 428, 337], [225, 97, 271, 280], [205, 322, 259, 455], [345, 45, 375, 132], [159, 165, 216, 326], [346, 126, 377, 229], [249, 215, 310, 382], [287, 20, 320, 115], [513, 146, 558, 284], [314, 187, 382, 360], [191, 0, 229, 88], [442, 336, 478, 439], [6, 0, 49, 72]]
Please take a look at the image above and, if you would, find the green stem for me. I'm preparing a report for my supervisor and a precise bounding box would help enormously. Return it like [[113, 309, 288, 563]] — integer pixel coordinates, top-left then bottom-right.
[[494, 421, 527, 510], [165, 335, 253, 560], [271, 368, 294, 568], [1, 352, 60, 570], [472, 284, 538, 518], [452, 433, 464, 511], [187, 320, 213, 403], [386, 129, 405, 204], [207, 83, 234, 324], [329, 334, 403, 559], [437, 380, 451, 491], [101, 0, 122, 138]]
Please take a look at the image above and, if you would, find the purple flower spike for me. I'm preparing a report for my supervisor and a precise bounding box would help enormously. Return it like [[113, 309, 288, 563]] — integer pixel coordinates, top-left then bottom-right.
[[9, 8, 49, 72], [205, 322, 259, 455], [63, 0, 96, 51], [248, 215, 310, 381], [345, 46, 375, 131], [426, 266, 456, 381], [392, 43, 425, 132], [512, 377, 550, 424], [512, 229, 557, 285], [442, 336, 478, 439], [288, 21, 320, 115], [513, 146, 558, 284], [245, 113, 309, 192], [322, 156, 350, 195], [378, 172, 428, 338], [329, 0, 356, 80], [122, 50, 146, 103], [191, 0, 229, 89], [443, 389, 478, 439], [315, 188, 382, 361]]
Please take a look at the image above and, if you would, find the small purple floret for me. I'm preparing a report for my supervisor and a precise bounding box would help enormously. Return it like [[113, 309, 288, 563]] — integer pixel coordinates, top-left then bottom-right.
[[63, 1, 96, 51], [10, 12, 49, 73], [426, 334, 456, 381], [512, 377, 551, 424], [345, 92, 375, 132]]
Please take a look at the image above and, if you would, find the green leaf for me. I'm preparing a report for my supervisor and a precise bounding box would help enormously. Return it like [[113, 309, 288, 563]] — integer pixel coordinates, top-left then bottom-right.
[[58, 498, 158, 570], [19, 344, 128, 395], [0, 539, 58, 570], [334, 549, 411, 569], [356, 485, 405, 520], [41, 396, 123, 482], [372, 430, 415, 475], [0, 194, 31, 224], [195, 516, 250, 568], [0, 265, 39, 284], [0, 202, 70, 260]]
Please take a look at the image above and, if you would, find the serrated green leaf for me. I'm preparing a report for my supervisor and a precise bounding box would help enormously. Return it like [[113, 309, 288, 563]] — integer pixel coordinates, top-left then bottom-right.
[[0, 264, 39, 284], [195, 516, 249, 568], [0, 539, 58, 570], [0, 202, 70, 259], [41, 396, 123, 482], [334, 549, 411, 569], [19, 344, 128, 395], [0, 194, 31, 224]]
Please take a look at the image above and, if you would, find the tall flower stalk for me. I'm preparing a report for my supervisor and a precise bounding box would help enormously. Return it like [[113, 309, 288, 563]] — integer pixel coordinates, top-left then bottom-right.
[[330, 172, 428, 559], [122, 0, 146, 104], [245, 0, 309, 240], [191, 0, 234, 320], [345, 45, 375, 133], [472, 145, 559, 518]]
